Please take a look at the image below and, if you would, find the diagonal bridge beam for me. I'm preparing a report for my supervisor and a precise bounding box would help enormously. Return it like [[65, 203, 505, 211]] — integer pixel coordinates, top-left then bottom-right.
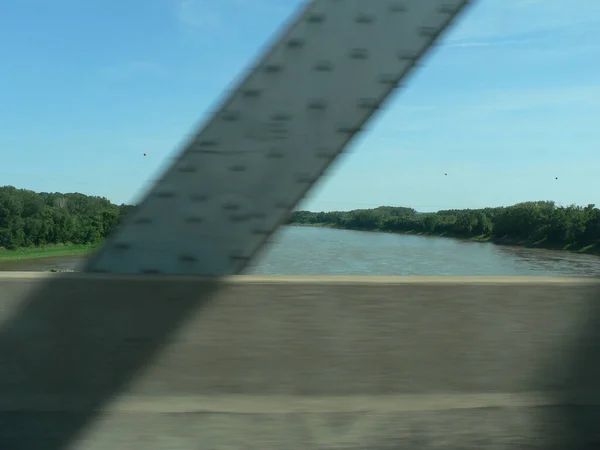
[[84, 0, 472, 275]]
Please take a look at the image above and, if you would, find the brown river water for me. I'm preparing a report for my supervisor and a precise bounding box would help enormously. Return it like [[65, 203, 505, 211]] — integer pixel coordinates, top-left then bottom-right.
[[1, 226, 599, 276]]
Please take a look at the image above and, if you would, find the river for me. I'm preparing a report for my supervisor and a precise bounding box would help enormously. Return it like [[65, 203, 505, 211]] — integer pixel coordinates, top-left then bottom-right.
[[1, 226, 599, 276]]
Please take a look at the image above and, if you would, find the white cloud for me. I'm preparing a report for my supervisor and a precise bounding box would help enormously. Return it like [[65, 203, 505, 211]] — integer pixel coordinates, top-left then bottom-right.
[[466, 85, 600, 114], [376, 84, 600, 148], [445, 37, 543, 48], [447, 0, 600, 48], [175, 0, 222, 29], [174, 0, 299, 32], [445, 85, 598, 115]]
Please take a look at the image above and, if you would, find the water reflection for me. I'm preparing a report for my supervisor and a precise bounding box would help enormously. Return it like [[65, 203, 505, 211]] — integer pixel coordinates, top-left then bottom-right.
[[493, 245, 600, 276]]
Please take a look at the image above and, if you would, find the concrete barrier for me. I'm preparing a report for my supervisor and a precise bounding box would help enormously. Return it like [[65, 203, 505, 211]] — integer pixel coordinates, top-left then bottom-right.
[[0, 273, 599, 449]]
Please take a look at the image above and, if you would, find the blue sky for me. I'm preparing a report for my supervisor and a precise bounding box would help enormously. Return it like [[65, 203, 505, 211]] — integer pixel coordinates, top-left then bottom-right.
[[1, 0, 599, 212]]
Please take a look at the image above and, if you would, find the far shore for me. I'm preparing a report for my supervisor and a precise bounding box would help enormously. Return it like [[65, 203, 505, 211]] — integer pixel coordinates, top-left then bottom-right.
[[289, 223, 600, 257], [2, 222, 599, 265]]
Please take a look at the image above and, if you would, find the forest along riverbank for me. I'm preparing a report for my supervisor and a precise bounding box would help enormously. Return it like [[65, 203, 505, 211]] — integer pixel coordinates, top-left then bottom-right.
[[289, 202, 600, 256], [2, 227, 600, 276], [1, 185, 599, 266]]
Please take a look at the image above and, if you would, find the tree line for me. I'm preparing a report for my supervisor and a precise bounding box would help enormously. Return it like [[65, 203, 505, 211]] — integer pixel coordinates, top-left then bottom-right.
[[2, 185, 599, 255], [0, 186, 133, 249], [289, 202, 600, 253]]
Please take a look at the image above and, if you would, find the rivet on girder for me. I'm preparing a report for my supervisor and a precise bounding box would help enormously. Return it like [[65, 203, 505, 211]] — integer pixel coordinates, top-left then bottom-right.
[[314, 61, 333, 72], [378, 73, 400, 86], [222, 111, 241, 121], [357, 98, 378, 110], [349, 48, 369, 60], [437, 4, 457, 14], [184, 216, 204, 224], [156, 191, 176, 199], [190, 140, 218, 153], [286, 37, 305, 48], [306, 13, 325, 23], [316, 147, 335, 158], [264, 63, 283, 73], [177, 165, 197, 173], [230, 253, 251, 264], [196, 139, 218, 147], [337, 125, 361, 135], [190, 194, 208, 202], [296, 174, 313, 184], [271, 112, 292, 121], [355, 13, 374, 24], [398, 51, 417, 62], [419, 26, 439, 37], [134, 217, 153, 225], [308, 99, 327, 110], [223, 202, 241, 211], [230, 213, 252, 223], [228, 164, 246, 172], [242, 88, 261, 98], [266, 149, 284, 158], [389, 2, 407, 12]]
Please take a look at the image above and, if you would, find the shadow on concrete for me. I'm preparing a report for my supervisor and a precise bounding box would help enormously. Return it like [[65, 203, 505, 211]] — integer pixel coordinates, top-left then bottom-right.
[[2, 275, 600, 448], [0, 274, 219, 450], [542, 279, 600, 449]]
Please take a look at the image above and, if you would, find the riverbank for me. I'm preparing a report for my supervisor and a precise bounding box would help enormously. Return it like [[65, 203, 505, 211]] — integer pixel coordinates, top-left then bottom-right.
[[0, 243, 98, 261], [2, 221, 599, 265], [290, 223, 600, 256]]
